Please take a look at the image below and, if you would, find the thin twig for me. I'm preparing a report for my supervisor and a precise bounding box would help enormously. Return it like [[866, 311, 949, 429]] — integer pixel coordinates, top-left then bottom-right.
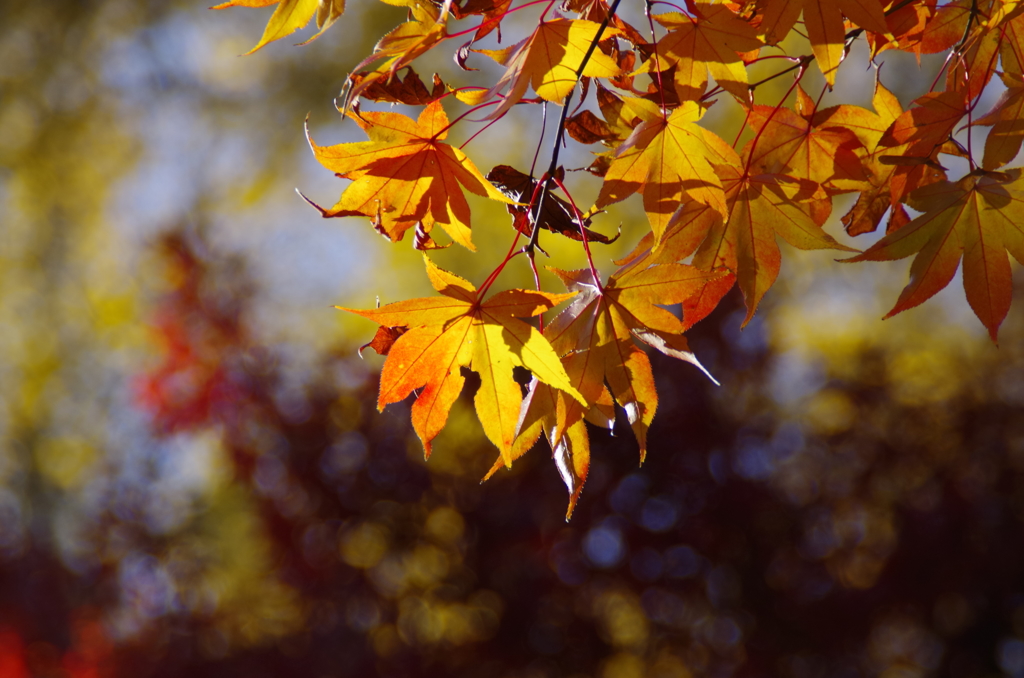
[[525, 0, 623, 257]]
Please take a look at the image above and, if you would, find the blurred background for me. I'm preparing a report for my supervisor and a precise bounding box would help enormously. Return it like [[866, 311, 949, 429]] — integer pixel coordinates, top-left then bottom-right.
[[2, 1, 1024, 677]]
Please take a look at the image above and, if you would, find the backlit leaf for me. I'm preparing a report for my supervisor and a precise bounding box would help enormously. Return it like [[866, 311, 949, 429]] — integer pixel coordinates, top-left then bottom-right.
[[338, 257, 584, 462], [306, 100, 514, 249], [212, 0, 343, 53], [476, 18, 622, 119], [595, 100, 728, 240], [843, 169, 1024, 341]]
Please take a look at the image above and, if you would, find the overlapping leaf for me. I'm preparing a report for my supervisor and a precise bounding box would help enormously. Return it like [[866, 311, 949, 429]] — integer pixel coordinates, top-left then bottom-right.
[[756, 0, 890, 85], [486, 165, 618, 244], [483, 260, 720, 518], [839, 77, 939, 235], [487, 347, 614, 520], [918, 0, 1024, 100], [639, 5, 762, 100], [341, 257, 584, 462], [542, 261, 723, 461], [306, 100, 514, 249], [867, 0, 936, 57], [595, 99, 729, 239], [745, 101, 869, 196], [699, 163, 856, 322], [623, 134, 855, 323], [843, 169, 1024, 341], [212, 0, 1024, 518], [568, 83, 663, 174], [475, 18, 622, 119], [343, 0, 450, 106], [844, 89, 966, 231], [974, 71, 1024, 169]]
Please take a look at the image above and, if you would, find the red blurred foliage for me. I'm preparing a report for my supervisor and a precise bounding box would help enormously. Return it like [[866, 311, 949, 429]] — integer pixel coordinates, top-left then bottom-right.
[[135, 235, 248, 433], [0, 627, 28, 678], [0, 610, 112, 678]]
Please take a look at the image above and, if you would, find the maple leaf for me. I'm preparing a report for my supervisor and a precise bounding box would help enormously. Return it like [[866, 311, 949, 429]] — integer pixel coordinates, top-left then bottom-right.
[[1001, 2, 1024, 74], [702, 166, 856, 322], [338, 257, 584, 463], [838, 76, 949, 236], [480, 260, 719, 519], [566, 0, 649, 45], [345, 67, 447, 106], [974, 71, 1024, 170], [639, 5, 763, 101], [475, 18, 622, 119], [860, 89, 967, 219], [343, 0, 450, 106], [843, 169, 1024, 341], [918, 0, 1024, 100], [595, 98, 729, 240], [755, 0, 890, 86], [867, 0, 936, 58], [618, 133, 857, 324], [569, 83, 664, 172], [542, 262, 724, 461], [745, 101, 869, 195], [212, 0, 344, 54], [305, 100, 515, 250], [450, 0, 512, 43], [484, 350, 613, 520]]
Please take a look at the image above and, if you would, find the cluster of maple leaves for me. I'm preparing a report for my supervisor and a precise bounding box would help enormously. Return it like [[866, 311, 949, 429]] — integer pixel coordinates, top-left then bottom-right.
[[214, 0, 1024, 517]]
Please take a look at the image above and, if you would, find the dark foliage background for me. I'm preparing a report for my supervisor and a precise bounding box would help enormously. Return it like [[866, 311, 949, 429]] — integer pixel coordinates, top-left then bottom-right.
[[3, 1, 1024, 677]]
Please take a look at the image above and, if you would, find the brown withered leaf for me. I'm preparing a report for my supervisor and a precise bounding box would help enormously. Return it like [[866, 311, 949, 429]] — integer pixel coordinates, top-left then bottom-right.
[[359, 325, 408, 357], [487, 165, 619, 244], [346, 67, 446, 105], [566, 109, 617, 145]]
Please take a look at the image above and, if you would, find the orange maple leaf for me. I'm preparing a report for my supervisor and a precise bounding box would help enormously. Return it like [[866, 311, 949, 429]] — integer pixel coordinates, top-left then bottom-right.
[[974, 71, 1024, 170], [843, 169, 1024, 342], [212, 0, 344, 54], [745, 102, 869, 196], [306, 100, 515, 250], [867, 0, 936, 58], [839, 76, 949, 236], [541, 261, 723, 461], [699, 164, 856, 323], [338, 257, 584, 463], [619, 138, 857, 324], [871, 89, 966, 212], [639, 5, 763, 100], [756, 0, 890, 85], [475, 18, 622, 119], [482, 260, 720, 519]]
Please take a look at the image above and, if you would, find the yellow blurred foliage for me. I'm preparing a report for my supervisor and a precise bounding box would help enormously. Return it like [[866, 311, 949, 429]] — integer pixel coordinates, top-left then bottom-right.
[[35, 437, 97, 490]]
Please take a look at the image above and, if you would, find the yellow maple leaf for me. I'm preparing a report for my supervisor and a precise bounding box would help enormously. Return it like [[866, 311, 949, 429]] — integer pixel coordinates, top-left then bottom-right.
[[594, 98, 729, 241], [305, 100, 515, 250], [757, 0, 890, 86], [639, 5, 763, 100], [476, 18, 622, 119], [212, 0, 345, 54]]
